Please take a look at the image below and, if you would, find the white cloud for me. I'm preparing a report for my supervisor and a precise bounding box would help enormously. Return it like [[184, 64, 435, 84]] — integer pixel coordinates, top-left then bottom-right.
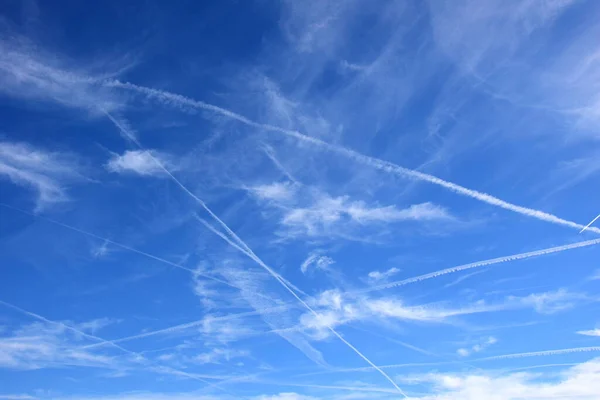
[[193, 348, 250, 365], [105, 150, 175, 177], [0, 36, 127, 115], [0, 321, 116, 371], [397, 358, 600, 399], [249, 182, 296, 202], [456, 336, 497, 357], [300, 252, 335, 274], [73, 318, 119, 335], [281, 194, 452, 240], [507, 288, 582, 314], [0, 141, 83, 210], [297, 288, 583, 341], [578, 329, 600, 337], [367, 267, 401, 282]]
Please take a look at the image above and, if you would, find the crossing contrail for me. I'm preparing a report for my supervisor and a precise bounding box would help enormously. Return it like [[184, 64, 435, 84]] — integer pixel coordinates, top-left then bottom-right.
[[104, 111, 410, 398]]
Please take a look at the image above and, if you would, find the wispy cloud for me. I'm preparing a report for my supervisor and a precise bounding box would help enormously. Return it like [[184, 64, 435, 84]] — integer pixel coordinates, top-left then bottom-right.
[[0, 36, 127, 115], [105, 150, 177, 177], [577, 329, 600, 337], [366, 267, 401, 283], [259, 187, 454, 241], [300, 252, 335, 274], [507, 288, 583, 314], [0, 141, 83, 210], [457, 336, 497, 357], [193, 348, 250, 365]]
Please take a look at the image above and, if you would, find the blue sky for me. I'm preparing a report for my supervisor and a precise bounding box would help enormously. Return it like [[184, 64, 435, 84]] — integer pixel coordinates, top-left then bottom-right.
[[1, 0, 600, 399]]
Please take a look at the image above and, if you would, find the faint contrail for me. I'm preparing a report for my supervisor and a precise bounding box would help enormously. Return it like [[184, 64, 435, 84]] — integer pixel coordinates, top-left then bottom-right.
[[0, 203, 235, 289], [476, 346, 600, 361], [0, 300, 232, 394], [104, 112, 410, 397], [82, 306, 288, 349], [580, 214, 600, 233], [359, 238, 600, 293], [105, 79, 600, 235]]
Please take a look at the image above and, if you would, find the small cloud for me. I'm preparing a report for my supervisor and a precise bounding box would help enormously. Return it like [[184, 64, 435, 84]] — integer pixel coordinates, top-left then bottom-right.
[[508, 289, 583, 314], [457, 336, 498, 357], [91, 240, 111, 258], [73, 318, 119, 335], [249, 182, 295, 202], [300, 252, 335, 274], [105, 150, 175, 177], [577, 329, 600, 337], [367, 267, 401, 282], [193, 348, 250, 365]]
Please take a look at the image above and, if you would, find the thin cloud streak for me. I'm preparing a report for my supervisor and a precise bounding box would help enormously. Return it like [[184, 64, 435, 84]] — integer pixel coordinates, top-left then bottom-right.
[[475, 346, 600, 361], [82, 307, 288, 349], [106, 79, 600, 234], [360, 238, 600, 293], [104, 110, 409, 397], [0, 203, 234, 288]]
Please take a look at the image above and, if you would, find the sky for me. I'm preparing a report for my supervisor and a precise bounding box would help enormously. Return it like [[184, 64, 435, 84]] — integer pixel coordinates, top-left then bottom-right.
[[1, 0, 600, 399]]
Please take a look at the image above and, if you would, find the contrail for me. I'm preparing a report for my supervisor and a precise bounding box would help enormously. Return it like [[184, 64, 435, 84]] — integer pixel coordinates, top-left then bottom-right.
[[105, 79, 600, 235], [104, 112, 410, 397], [359, 238, 600, 293], [197, 217, 309, 297], [0, 203, 235, 289], [82, 306, 288, 349], [580, 214, 600, 233], [476, 346, 600, 361], [0, 300, 234, 395]]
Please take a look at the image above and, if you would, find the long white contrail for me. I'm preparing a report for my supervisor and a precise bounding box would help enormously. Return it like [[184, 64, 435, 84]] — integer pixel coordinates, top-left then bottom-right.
[[104, 79, 600, 235], [580, 214, 600, 233], [105, 113, 410, 398], [359, 238, 600, 293], [476, 346, 600, 361]]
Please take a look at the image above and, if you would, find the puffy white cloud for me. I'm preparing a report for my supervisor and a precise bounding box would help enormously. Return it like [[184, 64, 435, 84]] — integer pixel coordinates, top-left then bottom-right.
[[105, 150, 175, 177]]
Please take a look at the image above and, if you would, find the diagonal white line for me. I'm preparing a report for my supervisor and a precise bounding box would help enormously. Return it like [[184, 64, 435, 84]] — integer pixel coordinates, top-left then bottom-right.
[[580, 214, 600, 233]]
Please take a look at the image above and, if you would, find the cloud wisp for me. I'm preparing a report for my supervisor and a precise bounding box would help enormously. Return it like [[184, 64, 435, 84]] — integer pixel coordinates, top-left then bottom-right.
[[0, 141, 83, 211]]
